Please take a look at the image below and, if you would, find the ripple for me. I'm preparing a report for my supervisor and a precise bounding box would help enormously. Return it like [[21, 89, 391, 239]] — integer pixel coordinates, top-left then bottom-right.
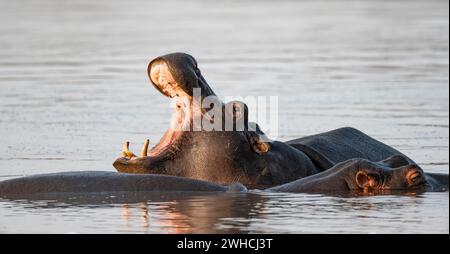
[[0, 0, 448, 233]]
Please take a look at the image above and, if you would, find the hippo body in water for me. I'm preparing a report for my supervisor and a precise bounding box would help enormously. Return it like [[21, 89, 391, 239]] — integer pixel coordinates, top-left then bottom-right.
[[0, 171, 247, 196], [0, 53, 448, 197], [0, 155, 447, 197]]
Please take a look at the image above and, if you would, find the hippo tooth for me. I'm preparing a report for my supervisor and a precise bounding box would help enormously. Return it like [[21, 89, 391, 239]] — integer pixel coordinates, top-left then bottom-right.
[[122, 141, 136, 158], [141, 139, 150, 157], [122, 141, 130, 153]]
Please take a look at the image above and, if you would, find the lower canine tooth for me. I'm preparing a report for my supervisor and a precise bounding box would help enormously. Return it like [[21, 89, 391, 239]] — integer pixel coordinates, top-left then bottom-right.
[[141, 139, 149, 157], [122, 141, 130, 154], [122, 141, 136, 158]]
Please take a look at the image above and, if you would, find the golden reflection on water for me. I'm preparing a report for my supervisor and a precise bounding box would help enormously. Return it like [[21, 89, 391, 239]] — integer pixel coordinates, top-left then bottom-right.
[[121, 202, 151, 230], [118, 194, 269, 233]]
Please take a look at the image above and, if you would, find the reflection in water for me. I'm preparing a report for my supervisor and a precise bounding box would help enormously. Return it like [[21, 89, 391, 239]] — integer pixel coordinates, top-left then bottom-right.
[[115, 193, 270, 233], [139, 203, 149, 228], [153, 193, 269, 234], [121, 204, 131, 228], [0, 191, 447, 233], [157, 203, 191, 234], [121, 203, 149, 229]]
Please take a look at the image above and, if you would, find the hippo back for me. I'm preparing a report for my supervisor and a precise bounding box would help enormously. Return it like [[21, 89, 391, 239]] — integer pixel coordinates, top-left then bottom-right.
[[286, 127, 415, 170]]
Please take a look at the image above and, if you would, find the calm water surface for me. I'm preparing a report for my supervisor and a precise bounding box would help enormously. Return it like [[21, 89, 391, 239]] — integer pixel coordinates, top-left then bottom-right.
[[0, 0, 448, 233]]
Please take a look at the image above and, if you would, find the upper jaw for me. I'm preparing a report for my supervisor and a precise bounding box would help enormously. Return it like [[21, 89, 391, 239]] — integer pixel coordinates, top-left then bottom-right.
[[148, 53, 216, 99], [148, 58, 186, 98]]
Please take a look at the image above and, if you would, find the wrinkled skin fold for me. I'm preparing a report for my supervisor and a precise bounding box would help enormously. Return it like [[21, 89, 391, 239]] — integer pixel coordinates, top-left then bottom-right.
[[0, 53, 447, 197]]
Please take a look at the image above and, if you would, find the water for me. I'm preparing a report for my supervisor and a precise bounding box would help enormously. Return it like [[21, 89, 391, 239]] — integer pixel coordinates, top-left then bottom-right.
[[0, 0, 448, 233]]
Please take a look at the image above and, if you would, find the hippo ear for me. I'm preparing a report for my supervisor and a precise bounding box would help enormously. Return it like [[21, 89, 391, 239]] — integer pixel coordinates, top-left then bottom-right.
[[355, 171, 380, 189], [245, 131, 270, 155], [253, 141, 270, 154]]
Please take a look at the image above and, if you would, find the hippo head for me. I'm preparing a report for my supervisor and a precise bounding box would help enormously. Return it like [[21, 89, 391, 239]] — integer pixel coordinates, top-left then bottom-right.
[[112, 53, 272, 186], [267, 156, 436, 194], [348, 159, 429, 194]]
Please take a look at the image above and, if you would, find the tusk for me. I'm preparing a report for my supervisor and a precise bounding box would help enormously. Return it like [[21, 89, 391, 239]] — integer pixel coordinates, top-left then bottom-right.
[[122, 141, 130, 157], [123, 141, 130, 152], [122, 141, 136, 158], [141, 139, 149, 157]]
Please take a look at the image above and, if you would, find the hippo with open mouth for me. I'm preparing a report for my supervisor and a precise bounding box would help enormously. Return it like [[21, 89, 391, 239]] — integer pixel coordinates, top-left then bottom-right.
[[0, 53, 447, 197], [111, 53, 448, 190]]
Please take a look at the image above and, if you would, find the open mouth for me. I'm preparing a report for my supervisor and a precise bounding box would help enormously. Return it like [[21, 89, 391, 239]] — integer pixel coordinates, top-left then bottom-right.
[[112, 54, 224, 173], [145, 59, 191, 156], [114, 59, 190, 168]]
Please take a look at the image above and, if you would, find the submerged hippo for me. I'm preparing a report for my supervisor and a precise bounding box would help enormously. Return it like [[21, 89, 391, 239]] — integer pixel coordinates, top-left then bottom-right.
[[268, 155, 448, 194], [0, 155, 447, 197]]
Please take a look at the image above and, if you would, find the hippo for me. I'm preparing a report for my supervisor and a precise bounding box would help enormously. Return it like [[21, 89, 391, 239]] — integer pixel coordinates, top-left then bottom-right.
[[268, 155, 449, 194], [0, 171, 247, 196], [111, 52, 435, 189], [0, 155, 447, 198], [0, 52, 447, 197]]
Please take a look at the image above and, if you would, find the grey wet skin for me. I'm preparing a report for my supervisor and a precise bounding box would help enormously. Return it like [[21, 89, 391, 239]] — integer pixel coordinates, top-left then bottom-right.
[[268, 155, 449, 194], [0, 171, 247, 195], [0, 155, 447, 197], [112, 52, 421, 189]]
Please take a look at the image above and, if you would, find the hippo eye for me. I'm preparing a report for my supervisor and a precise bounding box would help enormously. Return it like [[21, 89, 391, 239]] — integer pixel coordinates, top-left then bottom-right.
[[406, 168, 426, 187]]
